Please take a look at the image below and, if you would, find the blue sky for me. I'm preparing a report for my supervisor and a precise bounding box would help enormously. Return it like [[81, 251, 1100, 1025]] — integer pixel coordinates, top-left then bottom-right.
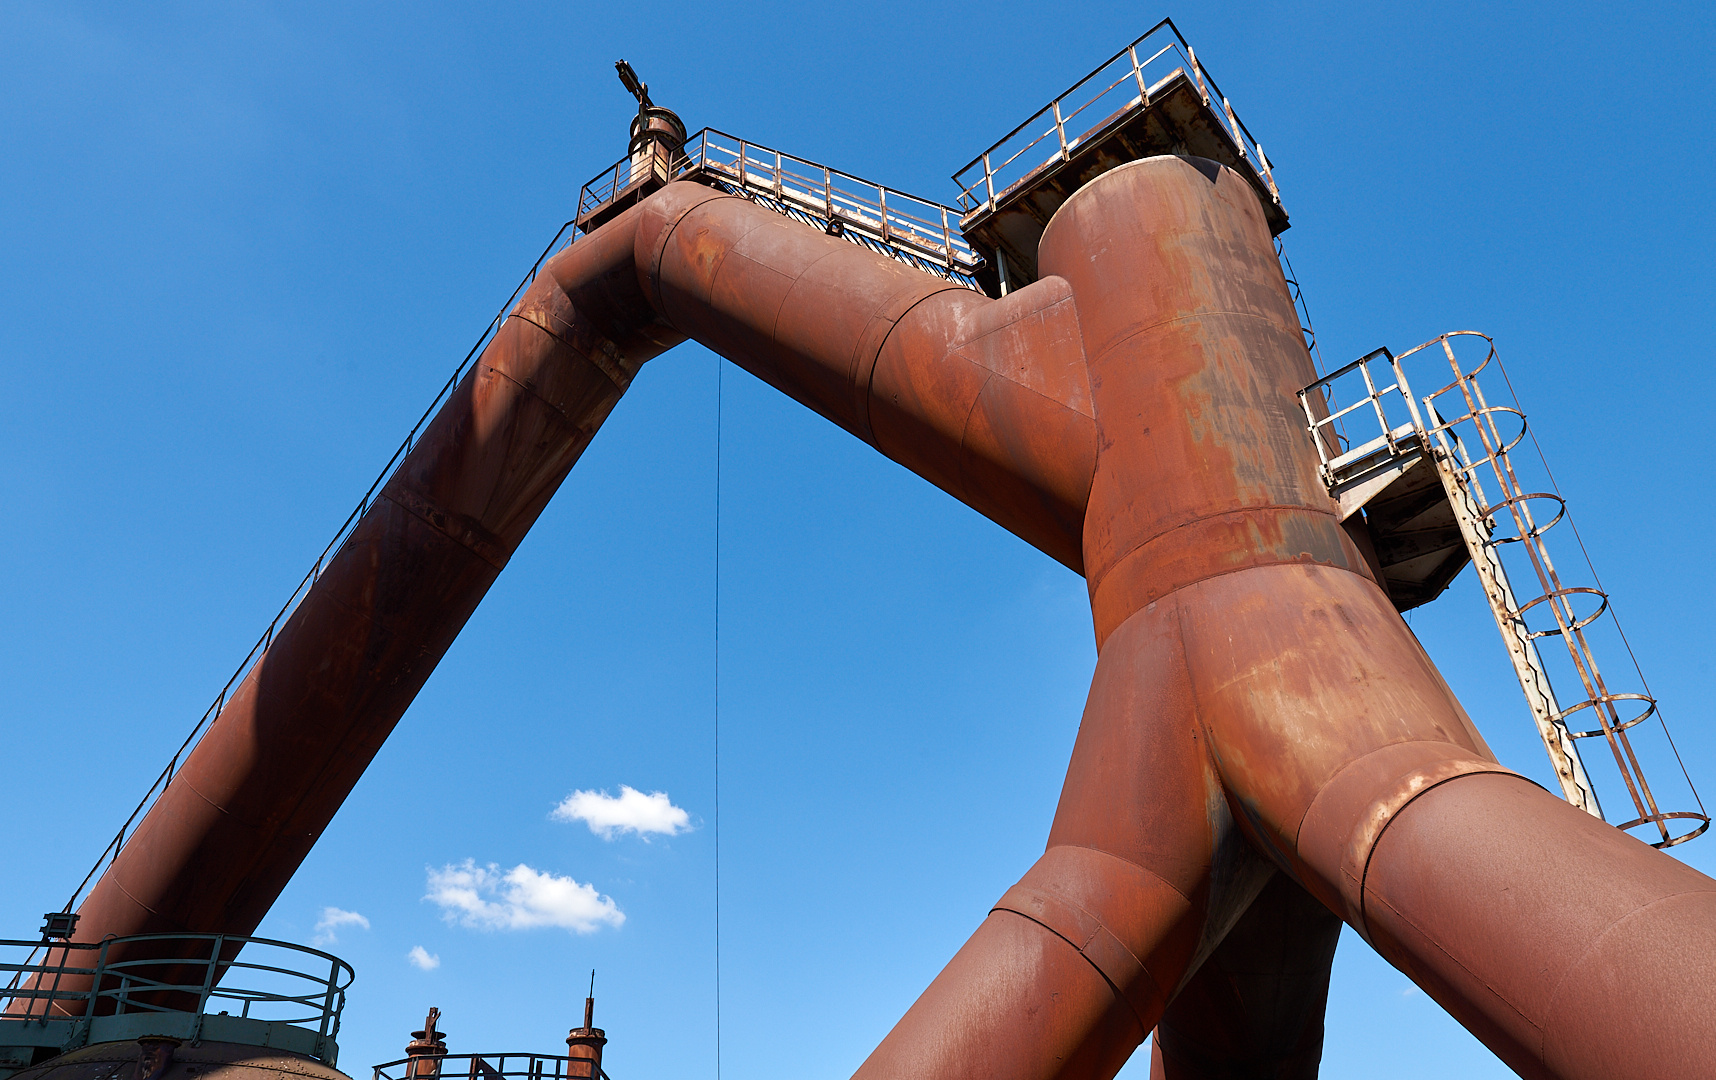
[[3, 3, 1714, 1079]]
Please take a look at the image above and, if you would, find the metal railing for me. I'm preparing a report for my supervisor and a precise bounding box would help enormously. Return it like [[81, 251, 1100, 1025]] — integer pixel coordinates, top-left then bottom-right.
[[577, 128, 984, 289], [373, 1054, 610, 1080], [1299, 333, 1708, 848], [52, 222, 585, 926], [951, 18, 1278, 216], [1275, 237, 1326, 376], [0, 934, 351, 1042]]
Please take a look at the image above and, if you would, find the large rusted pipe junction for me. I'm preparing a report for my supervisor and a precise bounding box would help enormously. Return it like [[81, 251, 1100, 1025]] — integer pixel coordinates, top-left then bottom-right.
[[49, 110, 1716, 1080]]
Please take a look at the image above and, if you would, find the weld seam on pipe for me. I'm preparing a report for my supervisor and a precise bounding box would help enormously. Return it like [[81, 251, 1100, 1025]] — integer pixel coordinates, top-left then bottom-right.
[[506, 310, 632, 392], [378, 489, 510, 572], [1087, 503, 1349, 600], [991, 885, 1168, 1034], [852, 283, 971, 444], [639, 187, 744, 318], [1297, 747, 1526, 939]]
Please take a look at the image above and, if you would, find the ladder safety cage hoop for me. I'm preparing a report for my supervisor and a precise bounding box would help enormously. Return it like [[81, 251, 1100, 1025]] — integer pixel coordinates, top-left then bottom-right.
[[1296, 330, 1709, 850], [1515, 585, 1610, 639], [1557, 693, 1659, 739], [1479, 490, 1567, 543]]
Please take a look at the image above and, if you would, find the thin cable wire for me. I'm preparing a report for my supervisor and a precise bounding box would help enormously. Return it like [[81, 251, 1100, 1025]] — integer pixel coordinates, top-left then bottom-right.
[[713, 352, 724, 1080]]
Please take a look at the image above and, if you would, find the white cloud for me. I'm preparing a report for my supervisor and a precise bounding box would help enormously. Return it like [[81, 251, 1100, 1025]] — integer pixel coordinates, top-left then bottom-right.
[[425, 860, 624, 934], [407, 946, 441, 971], [312, 907, 370, 947], [551, 785, 690, 840]]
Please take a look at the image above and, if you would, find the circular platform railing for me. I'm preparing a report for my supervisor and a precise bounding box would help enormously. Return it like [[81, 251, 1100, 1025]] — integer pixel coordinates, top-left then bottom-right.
[[0, 934, 352, 1064], [373, 1053, 610, 1080]]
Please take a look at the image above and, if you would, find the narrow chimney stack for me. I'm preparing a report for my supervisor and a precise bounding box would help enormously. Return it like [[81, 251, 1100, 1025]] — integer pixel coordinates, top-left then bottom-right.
[[565, 973, 606, 1080], [404, 1007, 447, 1080]]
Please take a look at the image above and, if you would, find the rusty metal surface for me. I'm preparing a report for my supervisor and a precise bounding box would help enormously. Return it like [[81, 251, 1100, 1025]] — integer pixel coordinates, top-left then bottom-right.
[[1149, 872, 1342, 1079], [402, 1008, 446, 1080], [635, 181, 1097, 571], [60, 141, 1716, 1080], [753, 157, 1708, 1080], [563, 995, 604, 1080]]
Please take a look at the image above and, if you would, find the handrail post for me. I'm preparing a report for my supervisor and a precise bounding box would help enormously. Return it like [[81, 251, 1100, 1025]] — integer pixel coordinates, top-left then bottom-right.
[[1221, 96, 1246, 158], [1188, 45, 1209, 104], [879, 187, 889, 243], [1394, 354, 1427, 433], [320, 957, 339, 1037], [823, 166, 833, 224], [1255, 142, 1280, 202], [86, 936, 113, 1029], [192, 934, 222, 1020], [774, 149, 782, 200], [1129, 44, 1150, 105], [1360, 357, 1391, 442], [984, 153, 995, 212], [1053, 100, 1068, 160], [1297, 385, 1328, 469]]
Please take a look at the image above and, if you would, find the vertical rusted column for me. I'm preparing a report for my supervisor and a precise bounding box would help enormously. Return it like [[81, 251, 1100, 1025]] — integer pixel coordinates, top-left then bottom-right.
[[1147, 873, 1342, 1079], [1045, 156, 1716, 1080], [847, 153, 1370, 1080]]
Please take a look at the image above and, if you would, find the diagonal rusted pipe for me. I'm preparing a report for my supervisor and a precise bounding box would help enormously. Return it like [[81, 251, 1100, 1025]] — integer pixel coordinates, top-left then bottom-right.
[[54, 204, 682, 982]]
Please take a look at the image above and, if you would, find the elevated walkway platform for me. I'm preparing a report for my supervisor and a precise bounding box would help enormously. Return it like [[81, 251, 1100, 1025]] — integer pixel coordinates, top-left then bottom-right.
[[576, 129, 985, 292], [573, 22, 1285, 303], [950, 18, 1287, 295], [0, 931, 351, 1078]]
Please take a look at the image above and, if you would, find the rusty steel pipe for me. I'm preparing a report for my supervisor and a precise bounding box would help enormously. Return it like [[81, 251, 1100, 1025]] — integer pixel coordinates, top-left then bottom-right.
[[633, 182, 1098, 573], [59, 204, 681, 975], [1148, 871, 1342, 1078], [832, 159, 1716, 1080], [56, 151, 1716, 1080]]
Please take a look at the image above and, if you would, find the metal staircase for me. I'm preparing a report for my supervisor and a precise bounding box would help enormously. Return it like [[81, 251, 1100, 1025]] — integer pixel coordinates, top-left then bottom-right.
[[1299, 332, 1707, 847]]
